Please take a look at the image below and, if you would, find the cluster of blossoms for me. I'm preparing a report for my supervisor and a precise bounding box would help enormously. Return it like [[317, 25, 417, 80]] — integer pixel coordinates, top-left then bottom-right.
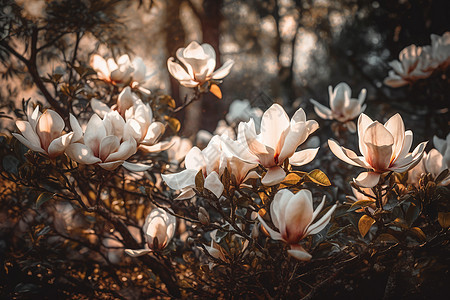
[[162, 103, 320, 197], [384, 32, 450, 87], [12, 39, 448, 264], [91, 54, 152, 92], [408, 133, 450, 186]]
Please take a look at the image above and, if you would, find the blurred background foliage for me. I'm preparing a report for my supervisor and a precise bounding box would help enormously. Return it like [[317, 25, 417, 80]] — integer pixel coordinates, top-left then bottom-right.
[[0, 0, 449, 299]]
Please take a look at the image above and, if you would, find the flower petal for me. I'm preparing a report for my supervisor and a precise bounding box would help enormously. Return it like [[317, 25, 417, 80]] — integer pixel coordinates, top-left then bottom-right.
[[105, 138, 137, 162], [211, 60, 234, 79], [260, 104, 290, 150], [66, 143, 102, 164], [12, 132, 45, 154], [328, 139, 367, 168], [284, 189, 314, 242], [142, 122, 165, 145], [122, 161, 152, 172], [69, 114, 83, 143], [354, 171, 381, 188], [124, 248, 151, 257], [139, 140, 174, 153], [310, 99, 333, 120], [306, 203, 337, 235], [384, 113, 405, 161], [98, 160, 125, 170], [358, 113, 373, 158], [84, 114, 106, 156], [185, 147, 206, 170], [47, 132, 74, 158], [289, 148, 319, 166], [167, 58, 193, 82], [257, 214, 284, 241], [204, 171, 224, 198], [162, 169, 198, 190], [363, 122, 394, 171], [270, 189, 294, 232], [287, 244, 312, 261], [99, 135, 120, 162], [90, 99, 111, 118]]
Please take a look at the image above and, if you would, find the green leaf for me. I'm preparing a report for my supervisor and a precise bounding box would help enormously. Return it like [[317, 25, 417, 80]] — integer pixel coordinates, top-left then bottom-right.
[[358, 215, 375, 237], [166, 117, 181, 133], [410, 227, 426, 241], [350, 199, 376, 210], [36, 192, 55, 209], [438, 212, 450, 229], [279, 173, 302, 186], [306, 169, 331, 186], [195, 170, 204, 192]]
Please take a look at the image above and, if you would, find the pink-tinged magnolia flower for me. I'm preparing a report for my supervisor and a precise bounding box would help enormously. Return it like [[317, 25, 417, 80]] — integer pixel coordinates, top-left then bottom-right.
[[258, 189, 337, 261], [125, 208, 176, 257], [162, 136, 225, 199], [167, 41, 234, 87], [433, 133, 450, 169], [408, 149, 450, 186], [384, 45, 434, 88], [310, 82, 367, 133], [235, 104, 319, 186], [329, 113, 427, 188], [13, 105, 74, 158], [65, 113, 145, 171]]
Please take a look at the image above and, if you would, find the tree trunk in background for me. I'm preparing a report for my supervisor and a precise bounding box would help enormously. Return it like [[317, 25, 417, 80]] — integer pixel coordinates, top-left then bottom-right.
[[164, 0, 188, 133], [199, 0, 224, 134]]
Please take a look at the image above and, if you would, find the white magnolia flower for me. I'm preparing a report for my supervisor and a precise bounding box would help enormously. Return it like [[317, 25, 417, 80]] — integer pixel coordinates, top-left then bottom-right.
[[167, 41, 234, 87], [91, 88, 171, 153], [408, 149, 450, 186], [329, 113, 427, 188], [384, 45, 434, 88], [310, 82, 367, 133], [125, 208, 176, 257], [429, 32, 450, 69], [13, 104, 74, 158], [225, 99, 263, 126], [233, 104, 319, 186], [433, 133, 450, 168], [162, 136, 225, 199], [91, 54, 134, 85], [66, 113, 147, 171], [258, 189, 337, 261]]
